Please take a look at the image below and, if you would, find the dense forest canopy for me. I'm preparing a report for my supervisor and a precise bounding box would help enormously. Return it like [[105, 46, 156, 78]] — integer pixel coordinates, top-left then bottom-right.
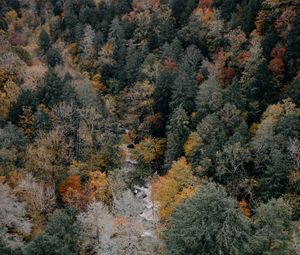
[[0, 0, 300, 254]]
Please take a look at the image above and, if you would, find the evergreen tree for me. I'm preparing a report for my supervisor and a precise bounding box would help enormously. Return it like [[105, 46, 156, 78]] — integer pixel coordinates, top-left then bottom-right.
[[36, 70, 75, 107], [23, 209, 81, 255], [170, 70, 196, 113], [285, 79, 300, 107], [164, 105, 189, 170], [165, 182, 252, 255], [240, 0, 261, 34], [46, 48, 63, 67], [38, 29, 50, 53], [153, 68, 175, 121], [286, 12, 300, 77]]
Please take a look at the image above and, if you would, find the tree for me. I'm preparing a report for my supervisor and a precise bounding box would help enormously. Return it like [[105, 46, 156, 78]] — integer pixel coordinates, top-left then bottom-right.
[[59, 175, 85, 209], [80, 25, 96, 60], [78, 201, 116, 255], [86, 171, 112, 204], [38, 29, 50, 53], [252, 199, 293, 254], [196, 73, 223, 119], [285, 12, 300, 76], [133, 137, 165, 164], [170, 70, 196, 113], [0, 183, 31, 249], [46, 48, 63, 67], [251, 99, 300, 201], [24, 209, 81, 255], [0, 123, 26, 175], [285, 78, 300, 107], [36, 69, 75, 107], [240, 0, 261, 34], [165, 182, 253, 255], [15, 173, 55, 223], [152, 157, 199, 221], [164, 105, 189, 170], [189, 103, 247, 170], [25, 128, 70, 185], [215, 142, 251, 195]]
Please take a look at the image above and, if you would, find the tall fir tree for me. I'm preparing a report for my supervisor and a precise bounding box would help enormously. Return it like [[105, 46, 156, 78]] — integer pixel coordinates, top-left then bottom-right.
[[164, 105, 190, 170]]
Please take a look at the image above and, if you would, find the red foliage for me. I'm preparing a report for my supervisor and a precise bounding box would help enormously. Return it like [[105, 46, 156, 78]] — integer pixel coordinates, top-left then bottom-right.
[[59, 175, 85, 209], [268, 48, 286, 75], [222, 67, 236, 87]]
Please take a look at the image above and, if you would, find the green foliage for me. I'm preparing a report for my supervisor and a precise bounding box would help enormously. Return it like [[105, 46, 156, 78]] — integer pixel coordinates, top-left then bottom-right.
[[285, 14, 300, 75], [164, 105, 190, 170], [240, 0, 261, 34], [38, 29, 50, 53], [23, 210, 81, 255], [252, 199, 293, 255], [36, 69, 75, 107], [165, 182, 252, 255], [46, 48, 63, 67], [12, 47, 32, 66]]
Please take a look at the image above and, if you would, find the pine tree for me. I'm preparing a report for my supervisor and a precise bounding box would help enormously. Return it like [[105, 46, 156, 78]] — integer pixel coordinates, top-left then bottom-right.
[[36, 70, 75, 107], [286, 12, 300, 76], [46, 48, 63, 67], [170, 70, 196, 113], [164, 105, 189, 170], [240, 0, 261, 34], [38, 29, 50, 53], [165, 182, 252, 255]]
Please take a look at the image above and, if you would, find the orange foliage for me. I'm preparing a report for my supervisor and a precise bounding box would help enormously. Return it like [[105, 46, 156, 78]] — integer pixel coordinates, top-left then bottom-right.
[[239, 199, 252, 218], [59, 175, 85, 209], [86, 171, 112, 204], [115, 216, 128, 226], [268, 48, 286, 76], [202, 8, 213, 24], [236, 52, 251, 66], [151, 157, 200, 221], [199, 0, 212, 9]]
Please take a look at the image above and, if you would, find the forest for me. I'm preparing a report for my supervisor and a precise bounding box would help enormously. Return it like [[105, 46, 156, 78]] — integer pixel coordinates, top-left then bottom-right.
[[0, 0, 300, 254]]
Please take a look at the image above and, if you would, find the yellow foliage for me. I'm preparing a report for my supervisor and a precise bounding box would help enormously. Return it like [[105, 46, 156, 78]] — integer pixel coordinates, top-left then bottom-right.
[[69, 43, 77, 56], [4, 10, 17, 23], [151, 157, 200, 221], [133, 137, 165, 163], [19, 106, 34, 139], [91, 74, 107, 92], [249, 123, 258, 137], [86, 171, 112, 204], [184, 132, 202, 156], [0, 80, 20, 119], [6, 170, 24, 188]]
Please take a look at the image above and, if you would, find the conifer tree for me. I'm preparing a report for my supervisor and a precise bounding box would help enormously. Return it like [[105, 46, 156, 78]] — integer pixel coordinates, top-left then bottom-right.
[[165, 182, 252, 255], [39, 29, 50, 53], [164, 105, 189, 170]]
